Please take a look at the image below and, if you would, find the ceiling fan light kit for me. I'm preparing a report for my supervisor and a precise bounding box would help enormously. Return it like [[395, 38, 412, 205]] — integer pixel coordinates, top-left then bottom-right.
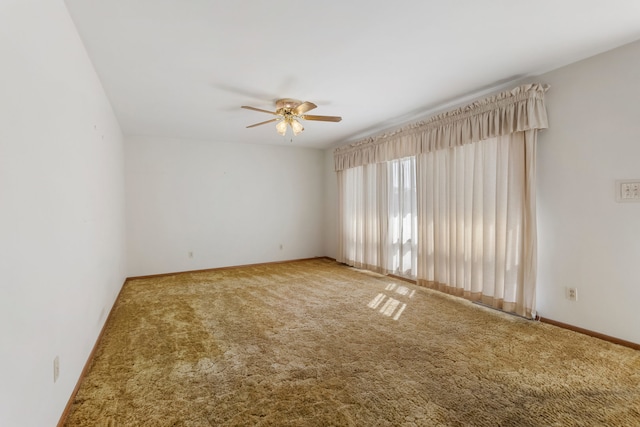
[[242, 98, 342, 138]]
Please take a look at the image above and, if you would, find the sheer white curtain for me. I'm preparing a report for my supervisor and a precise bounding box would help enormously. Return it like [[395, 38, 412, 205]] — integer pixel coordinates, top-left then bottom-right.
[[416, 131, 537, 317], [337, 157, 417, 277], [337, 162, 387, 273], [386, 157, 417, 277], [335, 84, 548, 318]]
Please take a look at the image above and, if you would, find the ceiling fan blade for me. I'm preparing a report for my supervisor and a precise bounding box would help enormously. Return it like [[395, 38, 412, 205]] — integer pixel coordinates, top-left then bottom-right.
[[301, 114, 342, 122], [293, 101, 317, 115], [246, 118, 279, 128], [241, 105, 278, 115]]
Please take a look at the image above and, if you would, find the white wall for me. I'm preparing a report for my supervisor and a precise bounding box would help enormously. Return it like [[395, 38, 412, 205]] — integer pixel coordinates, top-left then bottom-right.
[[535, 40, 640, 344], [125, 135, 325, 276], [0, 1, 127, 426], [323, 148, 339, 259]]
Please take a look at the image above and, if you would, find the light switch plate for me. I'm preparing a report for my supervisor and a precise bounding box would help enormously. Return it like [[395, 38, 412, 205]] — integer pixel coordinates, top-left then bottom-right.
[[615, 180, 640, 202]]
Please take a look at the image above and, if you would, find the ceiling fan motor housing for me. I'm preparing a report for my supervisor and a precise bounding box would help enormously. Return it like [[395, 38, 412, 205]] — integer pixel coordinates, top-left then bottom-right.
[[275, 98, 301, 114]]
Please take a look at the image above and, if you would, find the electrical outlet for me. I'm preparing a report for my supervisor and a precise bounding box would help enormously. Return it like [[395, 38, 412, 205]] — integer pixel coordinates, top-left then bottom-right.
[[53, 356, 60, 383], [567, 287, 578, 301]]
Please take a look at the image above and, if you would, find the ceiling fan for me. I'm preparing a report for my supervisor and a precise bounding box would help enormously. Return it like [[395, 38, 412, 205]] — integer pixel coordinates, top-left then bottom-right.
[[242, 98, 342, 137]]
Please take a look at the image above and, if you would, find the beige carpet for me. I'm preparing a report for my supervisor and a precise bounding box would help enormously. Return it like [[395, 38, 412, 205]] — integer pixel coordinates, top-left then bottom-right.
[[65, 258, 640, 426]]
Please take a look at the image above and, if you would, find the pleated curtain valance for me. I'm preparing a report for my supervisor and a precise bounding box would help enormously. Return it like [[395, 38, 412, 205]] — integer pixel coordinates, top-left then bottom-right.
[[334, 83, 549, 171]]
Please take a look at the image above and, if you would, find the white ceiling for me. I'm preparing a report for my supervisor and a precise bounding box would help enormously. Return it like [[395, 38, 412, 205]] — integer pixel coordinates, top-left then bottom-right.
[[64, 0, 640, 149]]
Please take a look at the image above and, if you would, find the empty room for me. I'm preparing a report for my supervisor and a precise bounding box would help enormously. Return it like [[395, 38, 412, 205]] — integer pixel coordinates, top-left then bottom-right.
[[2, 1, 640, 426]]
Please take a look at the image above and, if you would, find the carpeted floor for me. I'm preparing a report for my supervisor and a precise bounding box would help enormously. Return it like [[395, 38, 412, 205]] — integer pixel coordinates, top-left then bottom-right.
[[64, 258, 640, 426]]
